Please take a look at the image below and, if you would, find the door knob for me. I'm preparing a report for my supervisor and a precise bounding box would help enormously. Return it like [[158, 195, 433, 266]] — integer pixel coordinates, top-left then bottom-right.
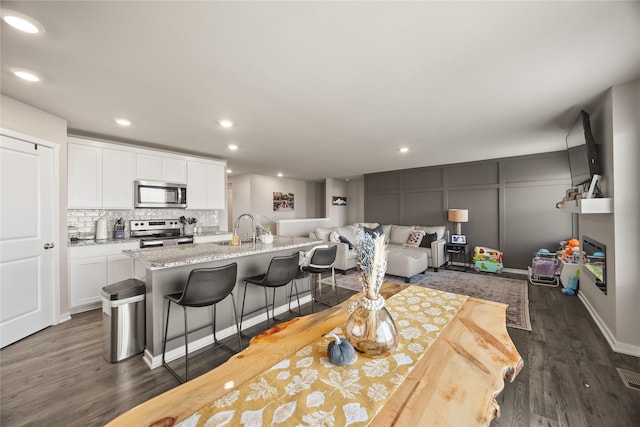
[[44, 242, 55, 249]]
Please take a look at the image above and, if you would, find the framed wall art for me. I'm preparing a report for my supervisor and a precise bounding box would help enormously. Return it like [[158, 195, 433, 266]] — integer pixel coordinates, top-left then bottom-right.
[[273, 192, 294, 211], [332, 196, 347, 206]]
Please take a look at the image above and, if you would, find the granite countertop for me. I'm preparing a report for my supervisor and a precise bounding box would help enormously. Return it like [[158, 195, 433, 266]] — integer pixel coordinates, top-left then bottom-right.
[[68, 229, 231, 247], [68, 236, 139, 247], [124, 236, 323, 270]]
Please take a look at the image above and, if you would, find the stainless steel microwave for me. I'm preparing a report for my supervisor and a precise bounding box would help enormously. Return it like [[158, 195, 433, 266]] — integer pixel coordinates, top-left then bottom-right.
[[134, 180, 187, 208]]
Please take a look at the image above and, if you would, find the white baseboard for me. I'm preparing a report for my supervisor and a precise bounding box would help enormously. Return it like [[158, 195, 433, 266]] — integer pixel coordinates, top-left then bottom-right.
[[145, 294, 313, 369], [69, 302, 101, 315], [57, 312, 72, 324], [578, 293, 640, 357]]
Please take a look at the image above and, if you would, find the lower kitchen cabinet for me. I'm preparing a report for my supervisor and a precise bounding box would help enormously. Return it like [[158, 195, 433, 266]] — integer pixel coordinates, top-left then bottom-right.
[[69, 256, 106, 311], [107, 254, 135, 284], [69, 242, 139, 313]]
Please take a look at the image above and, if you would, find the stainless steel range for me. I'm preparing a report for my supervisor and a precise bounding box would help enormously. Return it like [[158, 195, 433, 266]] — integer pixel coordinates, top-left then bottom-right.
[[131, 219, 194, 248]]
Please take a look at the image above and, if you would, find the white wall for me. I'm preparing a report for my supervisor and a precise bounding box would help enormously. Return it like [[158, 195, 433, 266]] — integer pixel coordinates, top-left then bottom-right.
[[611, 80, 640, 352], [347, 178, 365, 224], [1, 94, 69, 316], [326, 178, 348, 227], [228, 175, 367, 238], [579, 80, 640, 356], [229, 173, 323, 237]]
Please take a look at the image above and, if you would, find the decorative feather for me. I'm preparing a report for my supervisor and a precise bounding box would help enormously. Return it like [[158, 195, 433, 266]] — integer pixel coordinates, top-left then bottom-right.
[[355, 229, 388, 300]]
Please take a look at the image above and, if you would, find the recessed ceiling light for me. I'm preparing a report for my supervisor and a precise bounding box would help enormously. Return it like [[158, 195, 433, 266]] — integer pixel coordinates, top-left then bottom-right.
[[399, 147, 409, 153], [277, 173, 283, 177], [2, 13, 44, 34], [13, 70, 40, 82], [227, 144, 238, 151], [114, 118, 131, 126], [219, 119, 233, 128]]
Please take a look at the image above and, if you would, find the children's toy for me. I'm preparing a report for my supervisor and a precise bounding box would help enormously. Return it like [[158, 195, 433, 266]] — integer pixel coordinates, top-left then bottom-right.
[[562, 269, 579, 295], [558, 239, 581, 263], [528, 248, 559, 287], [472, 246, 504, 274]]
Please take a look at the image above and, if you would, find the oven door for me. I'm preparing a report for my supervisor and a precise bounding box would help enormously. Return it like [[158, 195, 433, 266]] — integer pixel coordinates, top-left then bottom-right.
[[134, 180, 187, 208], [139, 236, 194, 248], [139, 238, 164, 248]]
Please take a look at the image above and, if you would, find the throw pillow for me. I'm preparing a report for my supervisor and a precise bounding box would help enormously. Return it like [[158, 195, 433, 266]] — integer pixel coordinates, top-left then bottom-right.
[[364, 224, 384, 238], [406, 230, 426, 247], [390, 225, 415, 245], [329, 231, 340, 243], [339, 235, 354, 249], [419, 232, 438, 248]]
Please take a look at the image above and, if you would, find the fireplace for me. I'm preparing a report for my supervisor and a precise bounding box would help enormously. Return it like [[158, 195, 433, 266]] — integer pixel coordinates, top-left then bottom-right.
[[583, 236, 606, 295]]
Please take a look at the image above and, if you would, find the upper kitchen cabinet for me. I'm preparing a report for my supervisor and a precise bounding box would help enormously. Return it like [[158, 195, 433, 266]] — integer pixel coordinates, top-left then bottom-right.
[[68, 137, 134, 209], [136, 153, 187, 183], [186, 160, 226, 210], [103, 148, 135, 208], [68, 136, 225, 210], [68, 142, 102, 208]]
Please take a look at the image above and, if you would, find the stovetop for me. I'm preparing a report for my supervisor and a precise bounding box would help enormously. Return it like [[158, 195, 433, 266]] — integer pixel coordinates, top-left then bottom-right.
[[130, 219, 182, 238]]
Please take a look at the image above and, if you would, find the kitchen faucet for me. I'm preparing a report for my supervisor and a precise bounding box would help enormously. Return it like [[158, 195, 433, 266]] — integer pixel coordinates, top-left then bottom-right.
[[234, 213, 256, 243]]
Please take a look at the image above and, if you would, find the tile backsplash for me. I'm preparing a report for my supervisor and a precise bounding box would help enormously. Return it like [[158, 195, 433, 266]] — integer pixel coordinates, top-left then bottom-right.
[[68, 209, 224, 236]]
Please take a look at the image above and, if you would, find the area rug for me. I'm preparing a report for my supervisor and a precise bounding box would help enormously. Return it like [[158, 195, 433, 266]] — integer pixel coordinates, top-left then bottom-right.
[[327, 269, 531, 331]]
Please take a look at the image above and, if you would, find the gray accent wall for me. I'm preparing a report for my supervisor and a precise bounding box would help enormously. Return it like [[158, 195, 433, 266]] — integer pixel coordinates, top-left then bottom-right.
[[364, 151, 574, 269]]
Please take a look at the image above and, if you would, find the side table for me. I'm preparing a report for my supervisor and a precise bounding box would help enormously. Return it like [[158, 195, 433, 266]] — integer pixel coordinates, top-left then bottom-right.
[[446, 243, 471, 271]]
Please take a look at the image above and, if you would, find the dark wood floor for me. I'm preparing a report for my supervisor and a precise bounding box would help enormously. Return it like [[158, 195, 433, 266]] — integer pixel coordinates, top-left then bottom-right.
[[2, 280, 639, 426], [494, 282, 640, 427]]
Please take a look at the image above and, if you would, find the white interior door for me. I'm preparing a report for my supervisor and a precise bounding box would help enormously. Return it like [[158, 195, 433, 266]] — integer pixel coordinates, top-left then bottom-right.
[[1, 134, 55, 348]]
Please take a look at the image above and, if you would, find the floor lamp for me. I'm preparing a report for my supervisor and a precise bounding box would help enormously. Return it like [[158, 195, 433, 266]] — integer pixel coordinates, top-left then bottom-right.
[[448, 209, 468, 240]]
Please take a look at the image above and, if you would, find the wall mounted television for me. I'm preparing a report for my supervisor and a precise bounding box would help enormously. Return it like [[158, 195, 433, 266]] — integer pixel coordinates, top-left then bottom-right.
[[566, 110, 602, 187]]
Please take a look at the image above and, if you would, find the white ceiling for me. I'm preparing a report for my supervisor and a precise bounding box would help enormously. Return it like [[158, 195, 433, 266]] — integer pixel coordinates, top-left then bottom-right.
[[2, 1, 639, 182]]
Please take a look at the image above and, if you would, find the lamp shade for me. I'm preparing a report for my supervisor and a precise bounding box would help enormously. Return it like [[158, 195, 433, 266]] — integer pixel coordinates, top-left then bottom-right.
[[448, 209, 468, 223]]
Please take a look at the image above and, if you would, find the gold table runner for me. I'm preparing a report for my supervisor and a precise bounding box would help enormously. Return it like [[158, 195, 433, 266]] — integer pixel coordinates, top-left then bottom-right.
[[177, 286, 468, 426]]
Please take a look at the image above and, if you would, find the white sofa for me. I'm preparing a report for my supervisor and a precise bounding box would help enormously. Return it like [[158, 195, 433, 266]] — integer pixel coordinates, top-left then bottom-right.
[[308, 223, 448, 280]]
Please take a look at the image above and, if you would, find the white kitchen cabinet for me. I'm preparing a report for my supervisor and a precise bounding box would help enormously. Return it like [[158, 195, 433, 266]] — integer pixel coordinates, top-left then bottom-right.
[[68, 143, 102, 208], [186, 161, 207, 209], [136, 153, 186, 183], [162, 157, 187, 183], [186, 160, 226, 210], [205, 162, 226, 210], [69, 242, 139, 313], [69, 137, 224, 210], [136, 153, 162, 181], [107, 253, 135, 283], [69, 256, 107, 311], [102, 148, 135, 208]]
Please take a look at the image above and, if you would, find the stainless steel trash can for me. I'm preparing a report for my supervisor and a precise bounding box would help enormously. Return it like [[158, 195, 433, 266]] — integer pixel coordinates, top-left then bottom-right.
[[101, 278, 145, 363]]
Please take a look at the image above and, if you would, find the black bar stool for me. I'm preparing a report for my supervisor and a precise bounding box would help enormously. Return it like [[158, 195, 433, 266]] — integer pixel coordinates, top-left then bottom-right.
[[302, 245, 340, 310], [289, 268, 310, 314], [239, 253, 300, 331], [161, 262, 240, 383]]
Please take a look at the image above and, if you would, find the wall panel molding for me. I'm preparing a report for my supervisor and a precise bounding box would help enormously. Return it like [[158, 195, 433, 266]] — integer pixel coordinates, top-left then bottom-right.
[[364, 151, 573, 268]]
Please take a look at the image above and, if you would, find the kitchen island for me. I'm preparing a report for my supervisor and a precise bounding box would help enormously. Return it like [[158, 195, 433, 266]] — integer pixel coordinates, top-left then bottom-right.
[[124, 236, 322, 368]]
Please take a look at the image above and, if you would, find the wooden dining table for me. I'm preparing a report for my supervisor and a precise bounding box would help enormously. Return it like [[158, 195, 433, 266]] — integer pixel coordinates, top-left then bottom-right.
[[107, 282, 523, 427]]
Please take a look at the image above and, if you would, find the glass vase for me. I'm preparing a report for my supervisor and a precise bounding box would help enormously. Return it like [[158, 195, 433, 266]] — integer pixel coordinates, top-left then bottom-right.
[[345, 295, 398, 358]]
